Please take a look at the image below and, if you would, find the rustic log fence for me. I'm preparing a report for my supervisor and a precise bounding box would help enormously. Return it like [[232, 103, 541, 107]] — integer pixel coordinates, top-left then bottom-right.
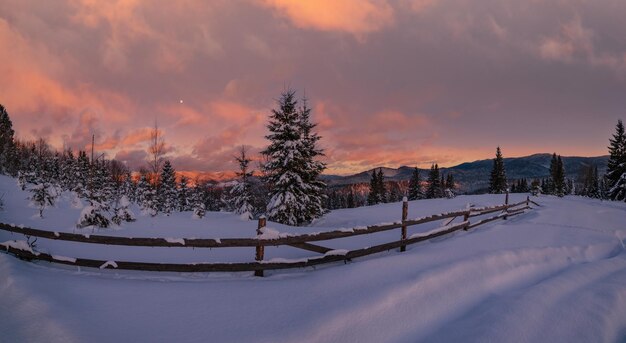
[[0, 195, 537, 276]]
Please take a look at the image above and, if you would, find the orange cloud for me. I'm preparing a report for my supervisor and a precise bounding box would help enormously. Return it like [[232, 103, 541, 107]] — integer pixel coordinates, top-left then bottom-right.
[[260, 0, 394, 37], [121, 127, 155, 146]]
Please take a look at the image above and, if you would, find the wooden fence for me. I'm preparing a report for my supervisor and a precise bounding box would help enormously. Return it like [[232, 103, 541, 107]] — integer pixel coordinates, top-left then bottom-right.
[[0, 195, 539, 276]]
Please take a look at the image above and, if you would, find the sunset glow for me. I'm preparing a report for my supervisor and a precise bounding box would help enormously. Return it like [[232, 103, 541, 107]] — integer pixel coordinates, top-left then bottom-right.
[[2, 0, 624, 175]]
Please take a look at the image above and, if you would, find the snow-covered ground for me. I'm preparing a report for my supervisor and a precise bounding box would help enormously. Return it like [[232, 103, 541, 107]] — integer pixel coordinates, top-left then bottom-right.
[[1, 174, 626, 342]]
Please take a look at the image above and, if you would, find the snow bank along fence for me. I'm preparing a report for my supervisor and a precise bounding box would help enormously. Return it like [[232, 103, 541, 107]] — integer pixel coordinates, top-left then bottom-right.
[[0, 195, 539, 276]]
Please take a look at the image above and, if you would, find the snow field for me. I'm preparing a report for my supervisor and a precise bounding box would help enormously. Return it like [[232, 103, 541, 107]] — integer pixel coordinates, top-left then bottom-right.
[[1, 174, 626, 342]]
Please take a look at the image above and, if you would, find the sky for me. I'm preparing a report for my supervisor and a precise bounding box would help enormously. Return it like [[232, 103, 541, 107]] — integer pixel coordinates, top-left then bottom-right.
[[1, 0, 625, 175]]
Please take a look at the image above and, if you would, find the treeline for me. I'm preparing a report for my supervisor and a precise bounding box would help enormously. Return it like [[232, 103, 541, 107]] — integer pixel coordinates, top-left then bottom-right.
[[0, 90, 328, 228], [488, 118, 626, 202]]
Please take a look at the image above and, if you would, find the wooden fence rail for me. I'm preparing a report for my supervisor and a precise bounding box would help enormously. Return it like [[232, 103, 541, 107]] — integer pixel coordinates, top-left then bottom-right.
[[0, 195, 536, 275]]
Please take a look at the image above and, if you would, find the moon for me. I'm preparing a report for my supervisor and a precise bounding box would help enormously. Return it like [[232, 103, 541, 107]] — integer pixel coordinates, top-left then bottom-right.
[[179, 99, 183, 104]]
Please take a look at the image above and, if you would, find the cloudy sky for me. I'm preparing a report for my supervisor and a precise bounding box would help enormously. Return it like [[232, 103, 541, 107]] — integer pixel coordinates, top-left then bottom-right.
[[1, 0, 625, 175]]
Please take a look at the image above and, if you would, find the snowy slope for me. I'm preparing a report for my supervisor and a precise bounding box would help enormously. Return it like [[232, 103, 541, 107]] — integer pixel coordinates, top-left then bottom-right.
[[1, 175, 626, 342]]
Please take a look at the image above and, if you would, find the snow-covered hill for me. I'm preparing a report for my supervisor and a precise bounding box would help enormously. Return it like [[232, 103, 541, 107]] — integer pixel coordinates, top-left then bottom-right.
[[1, 174, 626, 342]]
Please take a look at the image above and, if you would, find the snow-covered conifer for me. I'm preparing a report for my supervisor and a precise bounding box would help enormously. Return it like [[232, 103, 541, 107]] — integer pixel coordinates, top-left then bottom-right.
[[407, 167, 423, 201], [111, 195, 136, 226], [426, 164, 442, 199], [177, 175, 191, 212], [0, 104, 18, 176], [488, 147, 507, 194], [191, 184, 206, 219], [158, 160, 177, 215], [136, 173, 157, 216], [261, 90, 326, 225], [229, 147, 255, 219], [607, 120, 626, 201]]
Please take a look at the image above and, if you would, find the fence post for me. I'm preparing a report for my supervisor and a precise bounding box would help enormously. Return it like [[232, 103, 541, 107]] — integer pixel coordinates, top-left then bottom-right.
[[504, 191, 509, 220], [255, 216, 267, 277], [401, 197, 408, 252], [463, 210, 470, 231], [526, 195, 530, 207]]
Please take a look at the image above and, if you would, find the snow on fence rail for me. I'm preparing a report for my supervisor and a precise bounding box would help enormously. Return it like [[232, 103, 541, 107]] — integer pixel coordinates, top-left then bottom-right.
[[0, 196, 536, 276]]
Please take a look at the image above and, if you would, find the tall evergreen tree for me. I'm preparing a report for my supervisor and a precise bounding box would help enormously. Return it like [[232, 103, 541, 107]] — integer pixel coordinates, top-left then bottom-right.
[[0, 104, 18, 175], [261, 90, 326, 225], [367, 169, 380, 205], [136, 173, 157, 216], [191, 184, 207, 219], [158, 160, 177, 215], [177, 175, 191, 212], [489, 147, 508, 194], [407, 167, 423, 200], [229, 147, 255, 219], [549, 154, 566, 197], [426, 164, 442, 199], [297, 97, 327, 218], [376, 168, 387, 203], [607, 120, 626, 201]]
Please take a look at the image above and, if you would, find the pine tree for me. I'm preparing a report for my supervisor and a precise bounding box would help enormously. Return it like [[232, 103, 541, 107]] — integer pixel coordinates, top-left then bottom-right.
[[0, 104, 18, 176], [111, 195, 136, 225], [407, 167, 423, 200], [426, 164, 442, 199], [367, 169, 379, 205], [191, 184, 206, 219], [444, 173, 456, 198], [376, 168, 387, 203], [77, 159, 112, 228], [607, 120, 626, 201], [158, 160, 177, 215], [136, 173, 157, 216], [74, 151, 90, 198], [550, 154, 566, 197], [489, 147, 507, 194], [30, 182, 56, 218], [177, 176, 191, 212], [230, 147, 255, 219], [297, 96, 327, 218], [60, 148, 76, 191], [120, 171, 136, 203], [262, 90, 326, 225]]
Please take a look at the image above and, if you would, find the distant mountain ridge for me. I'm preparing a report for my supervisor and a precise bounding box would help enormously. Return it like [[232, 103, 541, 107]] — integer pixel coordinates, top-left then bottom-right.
[[321, 153, 609, 193]]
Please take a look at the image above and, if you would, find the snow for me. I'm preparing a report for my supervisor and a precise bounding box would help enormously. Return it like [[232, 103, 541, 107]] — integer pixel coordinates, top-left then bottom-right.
[[1, 240, 39, 255], [324, 249, 349, 256], [164, 238, 185, 245], [1, 174, 626, 342], [51, 255, 77, 263], [99, 261, 118, 269]]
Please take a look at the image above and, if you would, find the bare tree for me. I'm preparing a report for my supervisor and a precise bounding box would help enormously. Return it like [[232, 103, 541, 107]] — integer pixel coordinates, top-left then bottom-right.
[[148, 120, 165, 185]]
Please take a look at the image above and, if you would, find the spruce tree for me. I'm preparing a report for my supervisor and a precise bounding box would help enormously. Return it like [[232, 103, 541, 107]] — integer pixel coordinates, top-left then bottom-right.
[[136, 173, 157, 216], [74, 151, 90, 198], [297, 97, 327, 218], [77, 159, 112, 228], [426, 164, 442, 199], [0, 104, 18, 175], [607, 120, 626, 201], [158, 160, 177, 215], [376, 168, 387, 203], [550, 154, 566, 197], [191, 184, 206, 219], [489, 147, 507, 194], [230, 147, 255, 219], [367, 169, 379, 205], [407, 167, 423, 201], [262, 90, 326, 225], [177, 176, 191, 212]]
